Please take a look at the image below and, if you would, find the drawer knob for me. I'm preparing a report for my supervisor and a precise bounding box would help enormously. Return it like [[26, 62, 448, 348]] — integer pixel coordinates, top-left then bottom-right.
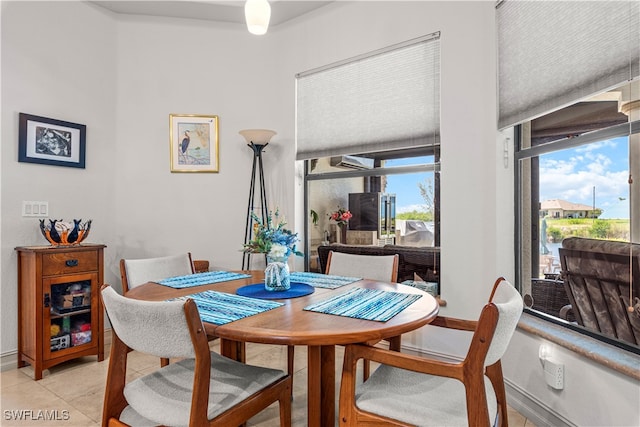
[[65, 259, 79, 267]]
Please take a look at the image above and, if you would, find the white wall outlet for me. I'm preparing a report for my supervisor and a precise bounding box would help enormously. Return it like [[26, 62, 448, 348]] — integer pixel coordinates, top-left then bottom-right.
[[22, 201, 49, 217], [543, 357, 564, 390]]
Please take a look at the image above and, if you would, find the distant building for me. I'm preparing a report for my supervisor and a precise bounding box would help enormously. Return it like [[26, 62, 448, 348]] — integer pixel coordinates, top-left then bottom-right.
[[541, 199, 602, 219]]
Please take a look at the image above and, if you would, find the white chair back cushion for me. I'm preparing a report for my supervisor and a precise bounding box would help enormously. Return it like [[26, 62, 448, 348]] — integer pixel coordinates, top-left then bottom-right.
[[123, 254, 193, 289], [327, 252, 397, 282], [484, 279, 523, 367], [101, 286, 196, 359]]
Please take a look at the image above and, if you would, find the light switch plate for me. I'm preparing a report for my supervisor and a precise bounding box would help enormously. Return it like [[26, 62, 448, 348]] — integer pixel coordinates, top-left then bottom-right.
[[22, 201, 49, 217]]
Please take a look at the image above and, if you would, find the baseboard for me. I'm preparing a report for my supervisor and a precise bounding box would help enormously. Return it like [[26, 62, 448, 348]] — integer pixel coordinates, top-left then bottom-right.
[[402, 342, 575, 427], [504, 379, 577, 427], [0, 351, 18, 372]]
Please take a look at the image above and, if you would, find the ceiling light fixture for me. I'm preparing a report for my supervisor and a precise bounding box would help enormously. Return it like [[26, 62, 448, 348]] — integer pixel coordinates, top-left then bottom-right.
[[244, 0, 271, 35]]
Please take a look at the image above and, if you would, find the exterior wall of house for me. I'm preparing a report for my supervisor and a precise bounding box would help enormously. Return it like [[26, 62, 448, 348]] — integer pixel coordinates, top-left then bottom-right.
[[1, 1, 637, 425]]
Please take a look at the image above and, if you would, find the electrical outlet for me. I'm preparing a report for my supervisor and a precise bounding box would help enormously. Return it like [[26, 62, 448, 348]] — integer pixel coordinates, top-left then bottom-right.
[[543, 357, 564, 390], [22, 201, 49, 217]]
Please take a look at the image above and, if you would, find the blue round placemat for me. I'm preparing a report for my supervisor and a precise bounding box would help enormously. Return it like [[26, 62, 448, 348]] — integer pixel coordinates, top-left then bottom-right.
[[237, 282, 315, 300]]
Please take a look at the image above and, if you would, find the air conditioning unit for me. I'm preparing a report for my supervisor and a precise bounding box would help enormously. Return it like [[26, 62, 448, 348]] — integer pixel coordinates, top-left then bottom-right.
[[329, 155, 374, 170]]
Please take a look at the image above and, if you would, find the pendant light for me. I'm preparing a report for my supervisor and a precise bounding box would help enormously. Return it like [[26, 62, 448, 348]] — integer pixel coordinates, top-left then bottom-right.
[[245, 0, 271, 35]]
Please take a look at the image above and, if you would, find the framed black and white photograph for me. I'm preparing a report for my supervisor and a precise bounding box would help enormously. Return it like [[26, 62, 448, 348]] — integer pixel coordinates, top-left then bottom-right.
[[18, 113, 86, 168]]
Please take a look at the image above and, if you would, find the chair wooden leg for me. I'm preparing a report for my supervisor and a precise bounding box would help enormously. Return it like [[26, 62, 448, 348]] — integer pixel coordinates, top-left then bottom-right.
[[279, 377, 293, 426], [287, 345, 295, 397], [160, 357, 169, 367], [102, 335, 130, 427], [486, 360, 509, 427]]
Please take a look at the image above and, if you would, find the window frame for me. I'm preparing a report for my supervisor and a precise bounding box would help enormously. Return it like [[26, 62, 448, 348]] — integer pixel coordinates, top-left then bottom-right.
[[303, 147, 441, 272], [514, 119, 640, 355]]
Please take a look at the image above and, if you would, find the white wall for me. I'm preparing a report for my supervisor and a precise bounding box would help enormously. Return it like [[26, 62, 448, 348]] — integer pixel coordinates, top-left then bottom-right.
[[1, 1, 117, 353], [504, 329, 640, 427], [111, 14, 292, 276], [1, 2, 637, 425], [279, 1, 504, 319]]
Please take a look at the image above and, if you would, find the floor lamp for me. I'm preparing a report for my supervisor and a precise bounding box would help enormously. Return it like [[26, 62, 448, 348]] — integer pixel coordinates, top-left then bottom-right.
[[240, 129, 277, 270]]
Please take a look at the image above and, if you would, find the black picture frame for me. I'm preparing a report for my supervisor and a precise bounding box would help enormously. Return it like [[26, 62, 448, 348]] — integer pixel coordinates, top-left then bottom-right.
[[18, 113, 86, 169]]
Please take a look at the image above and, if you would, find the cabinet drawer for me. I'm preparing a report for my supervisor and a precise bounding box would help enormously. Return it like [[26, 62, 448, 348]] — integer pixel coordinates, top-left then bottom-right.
[[42, 251, 98, 276]]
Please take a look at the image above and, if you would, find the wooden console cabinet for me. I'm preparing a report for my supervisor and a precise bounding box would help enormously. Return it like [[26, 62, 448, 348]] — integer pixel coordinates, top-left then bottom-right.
[[15, 244, 106, 380]]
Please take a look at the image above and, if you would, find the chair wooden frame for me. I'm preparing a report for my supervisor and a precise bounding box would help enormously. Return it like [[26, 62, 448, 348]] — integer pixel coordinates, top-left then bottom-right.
[[101, 285, 292, 427], [339, 277, 512, 427]]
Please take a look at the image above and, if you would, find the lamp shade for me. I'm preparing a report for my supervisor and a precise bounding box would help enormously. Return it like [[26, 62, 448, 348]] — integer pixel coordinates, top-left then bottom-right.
[[239, 129, 277, 144], [244, 0, 271, 35]]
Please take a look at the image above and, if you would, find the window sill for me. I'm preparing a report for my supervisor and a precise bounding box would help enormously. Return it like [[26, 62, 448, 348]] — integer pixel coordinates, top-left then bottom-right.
[[517, 313, 640, 380]]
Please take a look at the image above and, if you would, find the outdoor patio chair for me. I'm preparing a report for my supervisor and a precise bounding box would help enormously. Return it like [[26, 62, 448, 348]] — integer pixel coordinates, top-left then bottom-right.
[[559, 237, 640, 346]]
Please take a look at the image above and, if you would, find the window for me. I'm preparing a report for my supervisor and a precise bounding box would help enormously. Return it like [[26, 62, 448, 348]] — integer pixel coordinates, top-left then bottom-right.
[[304, 147, 440, 272], [296, 34, 441, 275], [516, 81, 639, 353]]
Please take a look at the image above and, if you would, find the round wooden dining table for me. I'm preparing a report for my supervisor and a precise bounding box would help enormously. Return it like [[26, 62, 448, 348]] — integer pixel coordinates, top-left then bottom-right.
[[126, 270, 439, 427]]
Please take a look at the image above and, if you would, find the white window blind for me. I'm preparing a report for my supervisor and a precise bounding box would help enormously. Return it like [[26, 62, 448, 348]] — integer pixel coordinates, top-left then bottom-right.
[[497, 0, 639, 130], [296, 33, 440, 161]]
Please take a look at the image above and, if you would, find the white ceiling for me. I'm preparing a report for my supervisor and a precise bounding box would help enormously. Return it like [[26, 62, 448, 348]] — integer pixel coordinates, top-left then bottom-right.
[[90, 1, 334, 26]]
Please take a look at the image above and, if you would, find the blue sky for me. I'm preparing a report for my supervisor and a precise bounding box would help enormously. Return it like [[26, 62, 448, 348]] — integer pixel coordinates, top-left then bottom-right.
[[385, 157, 433, 214], [385, 136, 630, 219]]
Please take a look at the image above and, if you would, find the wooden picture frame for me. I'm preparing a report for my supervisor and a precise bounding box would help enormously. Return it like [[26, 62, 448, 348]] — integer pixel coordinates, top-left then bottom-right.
[[18, 113, 86, 168], [170, 114, 219, 173]]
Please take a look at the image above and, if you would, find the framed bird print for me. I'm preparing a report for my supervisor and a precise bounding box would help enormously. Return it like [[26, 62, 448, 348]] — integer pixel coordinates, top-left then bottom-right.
[[169, 114, 219, 172]]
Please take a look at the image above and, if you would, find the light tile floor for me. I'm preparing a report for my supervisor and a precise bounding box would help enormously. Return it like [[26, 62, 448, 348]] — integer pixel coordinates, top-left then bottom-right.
[[1, 339, 536, 426]]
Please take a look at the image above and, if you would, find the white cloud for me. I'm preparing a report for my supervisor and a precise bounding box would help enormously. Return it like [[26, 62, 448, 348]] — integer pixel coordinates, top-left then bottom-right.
[[538, 139, 628, 218]]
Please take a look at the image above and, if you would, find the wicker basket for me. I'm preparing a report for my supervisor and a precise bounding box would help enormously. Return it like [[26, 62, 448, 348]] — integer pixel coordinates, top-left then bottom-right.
[[529, 278, 575, 322]]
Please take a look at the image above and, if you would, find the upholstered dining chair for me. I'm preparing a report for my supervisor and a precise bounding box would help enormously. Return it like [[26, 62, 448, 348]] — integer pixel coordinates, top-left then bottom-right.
[[100, 285, 292, 427], [326, 250, 400, 379], [339, 277, 523, 426], [119, 253, 196, 294], [325, 251, 399, 284], [120, 253, 201, 367]]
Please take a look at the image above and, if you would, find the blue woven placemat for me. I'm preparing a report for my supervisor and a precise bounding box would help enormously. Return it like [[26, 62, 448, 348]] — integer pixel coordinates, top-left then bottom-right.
[[289, 272, 361, 289], [172, 290, 283, 325], [303, 288, 422, 322], [158, 271, 251, 289]]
